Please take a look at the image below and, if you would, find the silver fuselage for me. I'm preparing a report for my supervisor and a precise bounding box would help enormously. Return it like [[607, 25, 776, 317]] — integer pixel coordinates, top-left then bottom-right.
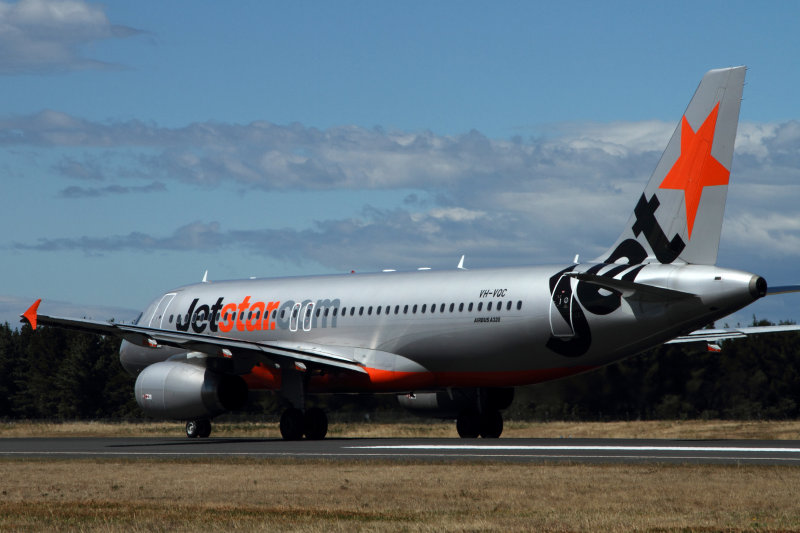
[[120, 262, 763, 392]]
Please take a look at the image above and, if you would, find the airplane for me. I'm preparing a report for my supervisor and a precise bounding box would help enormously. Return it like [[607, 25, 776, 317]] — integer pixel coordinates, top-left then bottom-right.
[[21, 66, 800, 440]]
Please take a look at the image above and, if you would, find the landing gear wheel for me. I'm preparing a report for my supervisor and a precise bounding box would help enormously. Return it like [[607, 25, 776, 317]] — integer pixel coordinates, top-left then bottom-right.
[[197, 419, 212, 438], [479, 410, 503, 438], [280, 407, 305, 440], [185, 419, 211, 438], [186, 420, 199, 438], [456, 410, 480, 438], [303, 407, 328, 440]]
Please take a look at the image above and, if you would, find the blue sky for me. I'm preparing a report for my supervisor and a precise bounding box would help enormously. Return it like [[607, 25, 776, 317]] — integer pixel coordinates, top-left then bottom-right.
[[3, 0, 800, 327]]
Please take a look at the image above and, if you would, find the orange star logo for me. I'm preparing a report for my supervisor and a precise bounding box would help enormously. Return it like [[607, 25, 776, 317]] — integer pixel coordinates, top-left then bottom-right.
[[659, 102, 730, 239]]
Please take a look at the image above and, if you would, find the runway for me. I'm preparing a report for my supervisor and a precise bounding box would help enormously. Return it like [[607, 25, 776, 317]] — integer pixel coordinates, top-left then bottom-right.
[[3, 437, 800, 464]]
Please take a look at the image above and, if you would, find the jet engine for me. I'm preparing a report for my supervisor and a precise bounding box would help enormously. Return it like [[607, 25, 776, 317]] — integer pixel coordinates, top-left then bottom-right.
[[134, 360, 248, 420], [396, 387, 514, 418]]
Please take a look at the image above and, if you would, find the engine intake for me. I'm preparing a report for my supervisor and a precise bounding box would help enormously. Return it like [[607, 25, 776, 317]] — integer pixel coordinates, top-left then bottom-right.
[[135, 360, 248, 420]]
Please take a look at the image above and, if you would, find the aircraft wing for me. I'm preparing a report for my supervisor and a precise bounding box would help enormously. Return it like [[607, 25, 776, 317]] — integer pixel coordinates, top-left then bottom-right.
[[21, 299, 367, 375]]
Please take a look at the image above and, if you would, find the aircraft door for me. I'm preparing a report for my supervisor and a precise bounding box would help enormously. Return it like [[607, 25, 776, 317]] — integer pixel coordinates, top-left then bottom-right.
[[289, 302, 302, 332], [302, 302, 315, 332], [549, 275, 575, 338], [148, 293, 176, 329]]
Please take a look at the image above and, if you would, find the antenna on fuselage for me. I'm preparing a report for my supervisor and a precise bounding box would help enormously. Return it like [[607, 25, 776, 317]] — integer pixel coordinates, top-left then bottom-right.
[[457, 255, 467, 270], [573, 254, 580, 264], [202, 270, 209, 283]]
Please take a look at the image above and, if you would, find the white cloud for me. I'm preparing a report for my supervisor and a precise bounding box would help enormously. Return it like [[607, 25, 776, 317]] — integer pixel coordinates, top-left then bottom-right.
[[0, 0, 143, 74], [6, 111, 800, 273], [549, 120, 674, 156], [58, 181, 166, 198]]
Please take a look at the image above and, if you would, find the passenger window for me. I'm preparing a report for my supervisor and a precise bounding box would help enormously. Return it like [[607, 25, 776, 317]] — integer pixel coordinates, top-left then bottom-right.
[[497, 301, 502, 311], [395, 305, 400, 314], [377, 306, 382, 315], [403, 305, 409, 314], [468, 303, 473, 312], [169, 315, 173, 323], [412, 304, 417, 313], [359, 307, 364, 316], [458, 303, 464, 312], [440, 303, 445, 313], [517, 301, 522, 310], [507, 301, 512, 311], [350, 308, 355, 316], [421, 304, 427, 313], [487, 302, 492, 311], [449, 303, 454, 312], [368, 306, 373, 315]]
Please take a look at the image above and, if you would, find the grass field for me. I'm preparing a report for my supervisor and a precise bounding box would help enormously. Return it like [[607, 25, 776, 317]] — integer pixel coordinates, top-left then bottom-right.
[[2, 459, 800, 531], [2, 420, 800, 531], [3, 418, 800, 440]]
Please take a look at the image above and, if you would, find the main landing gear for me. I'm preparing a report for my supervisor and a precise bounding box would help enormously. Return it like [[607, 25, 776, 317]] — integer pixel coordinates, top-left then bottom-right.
[[185, 419, 212, 438], [279, 407, 328, 440], [456, 409, 504, 438], [277, 368, 328, 440]]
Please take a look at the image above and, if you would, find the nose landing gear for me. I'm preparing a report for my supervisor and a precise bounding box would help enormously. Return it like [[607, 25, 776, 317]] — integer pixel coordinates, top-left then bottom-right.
[[185, 419, 212, 438]]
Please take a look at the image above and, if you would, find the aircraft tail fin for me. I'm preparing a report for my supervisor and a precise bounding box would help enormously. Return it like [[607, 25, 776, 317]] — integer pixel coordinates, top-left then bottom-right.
[[595, 66, 746, 266]]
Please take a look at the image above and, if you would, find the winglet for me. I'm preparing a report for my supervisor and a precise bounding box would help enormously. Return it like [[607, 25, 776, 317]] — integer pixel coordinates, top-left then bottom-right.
[[21, 299, 42, 330]]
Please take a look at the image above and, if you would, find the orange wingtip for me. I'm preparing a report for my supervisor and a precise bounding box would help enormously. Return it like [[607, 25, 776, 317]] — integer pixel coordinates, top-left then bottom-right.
[[22, 299, 42, 330]]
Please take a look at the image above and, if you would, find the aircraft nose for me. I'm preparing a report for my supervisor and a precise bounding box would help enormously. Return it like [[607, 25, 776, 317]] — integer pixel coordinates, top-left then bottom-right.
[[750, 275, 767, 299]]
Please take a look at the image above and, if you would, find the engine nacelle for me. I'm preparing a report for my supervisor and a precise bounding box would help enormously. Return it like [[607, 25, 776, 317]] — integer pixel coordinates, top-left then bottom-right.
[[397, 387, 514, 418], [135, 360, 248, 420]]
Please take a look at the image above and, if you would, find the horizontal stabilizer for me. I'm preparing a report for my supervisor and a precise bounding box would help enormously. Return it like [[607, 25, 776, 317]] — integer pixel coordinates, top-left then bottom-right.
[[767, 285, 800, 295], [667, 324, 800, 344]]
